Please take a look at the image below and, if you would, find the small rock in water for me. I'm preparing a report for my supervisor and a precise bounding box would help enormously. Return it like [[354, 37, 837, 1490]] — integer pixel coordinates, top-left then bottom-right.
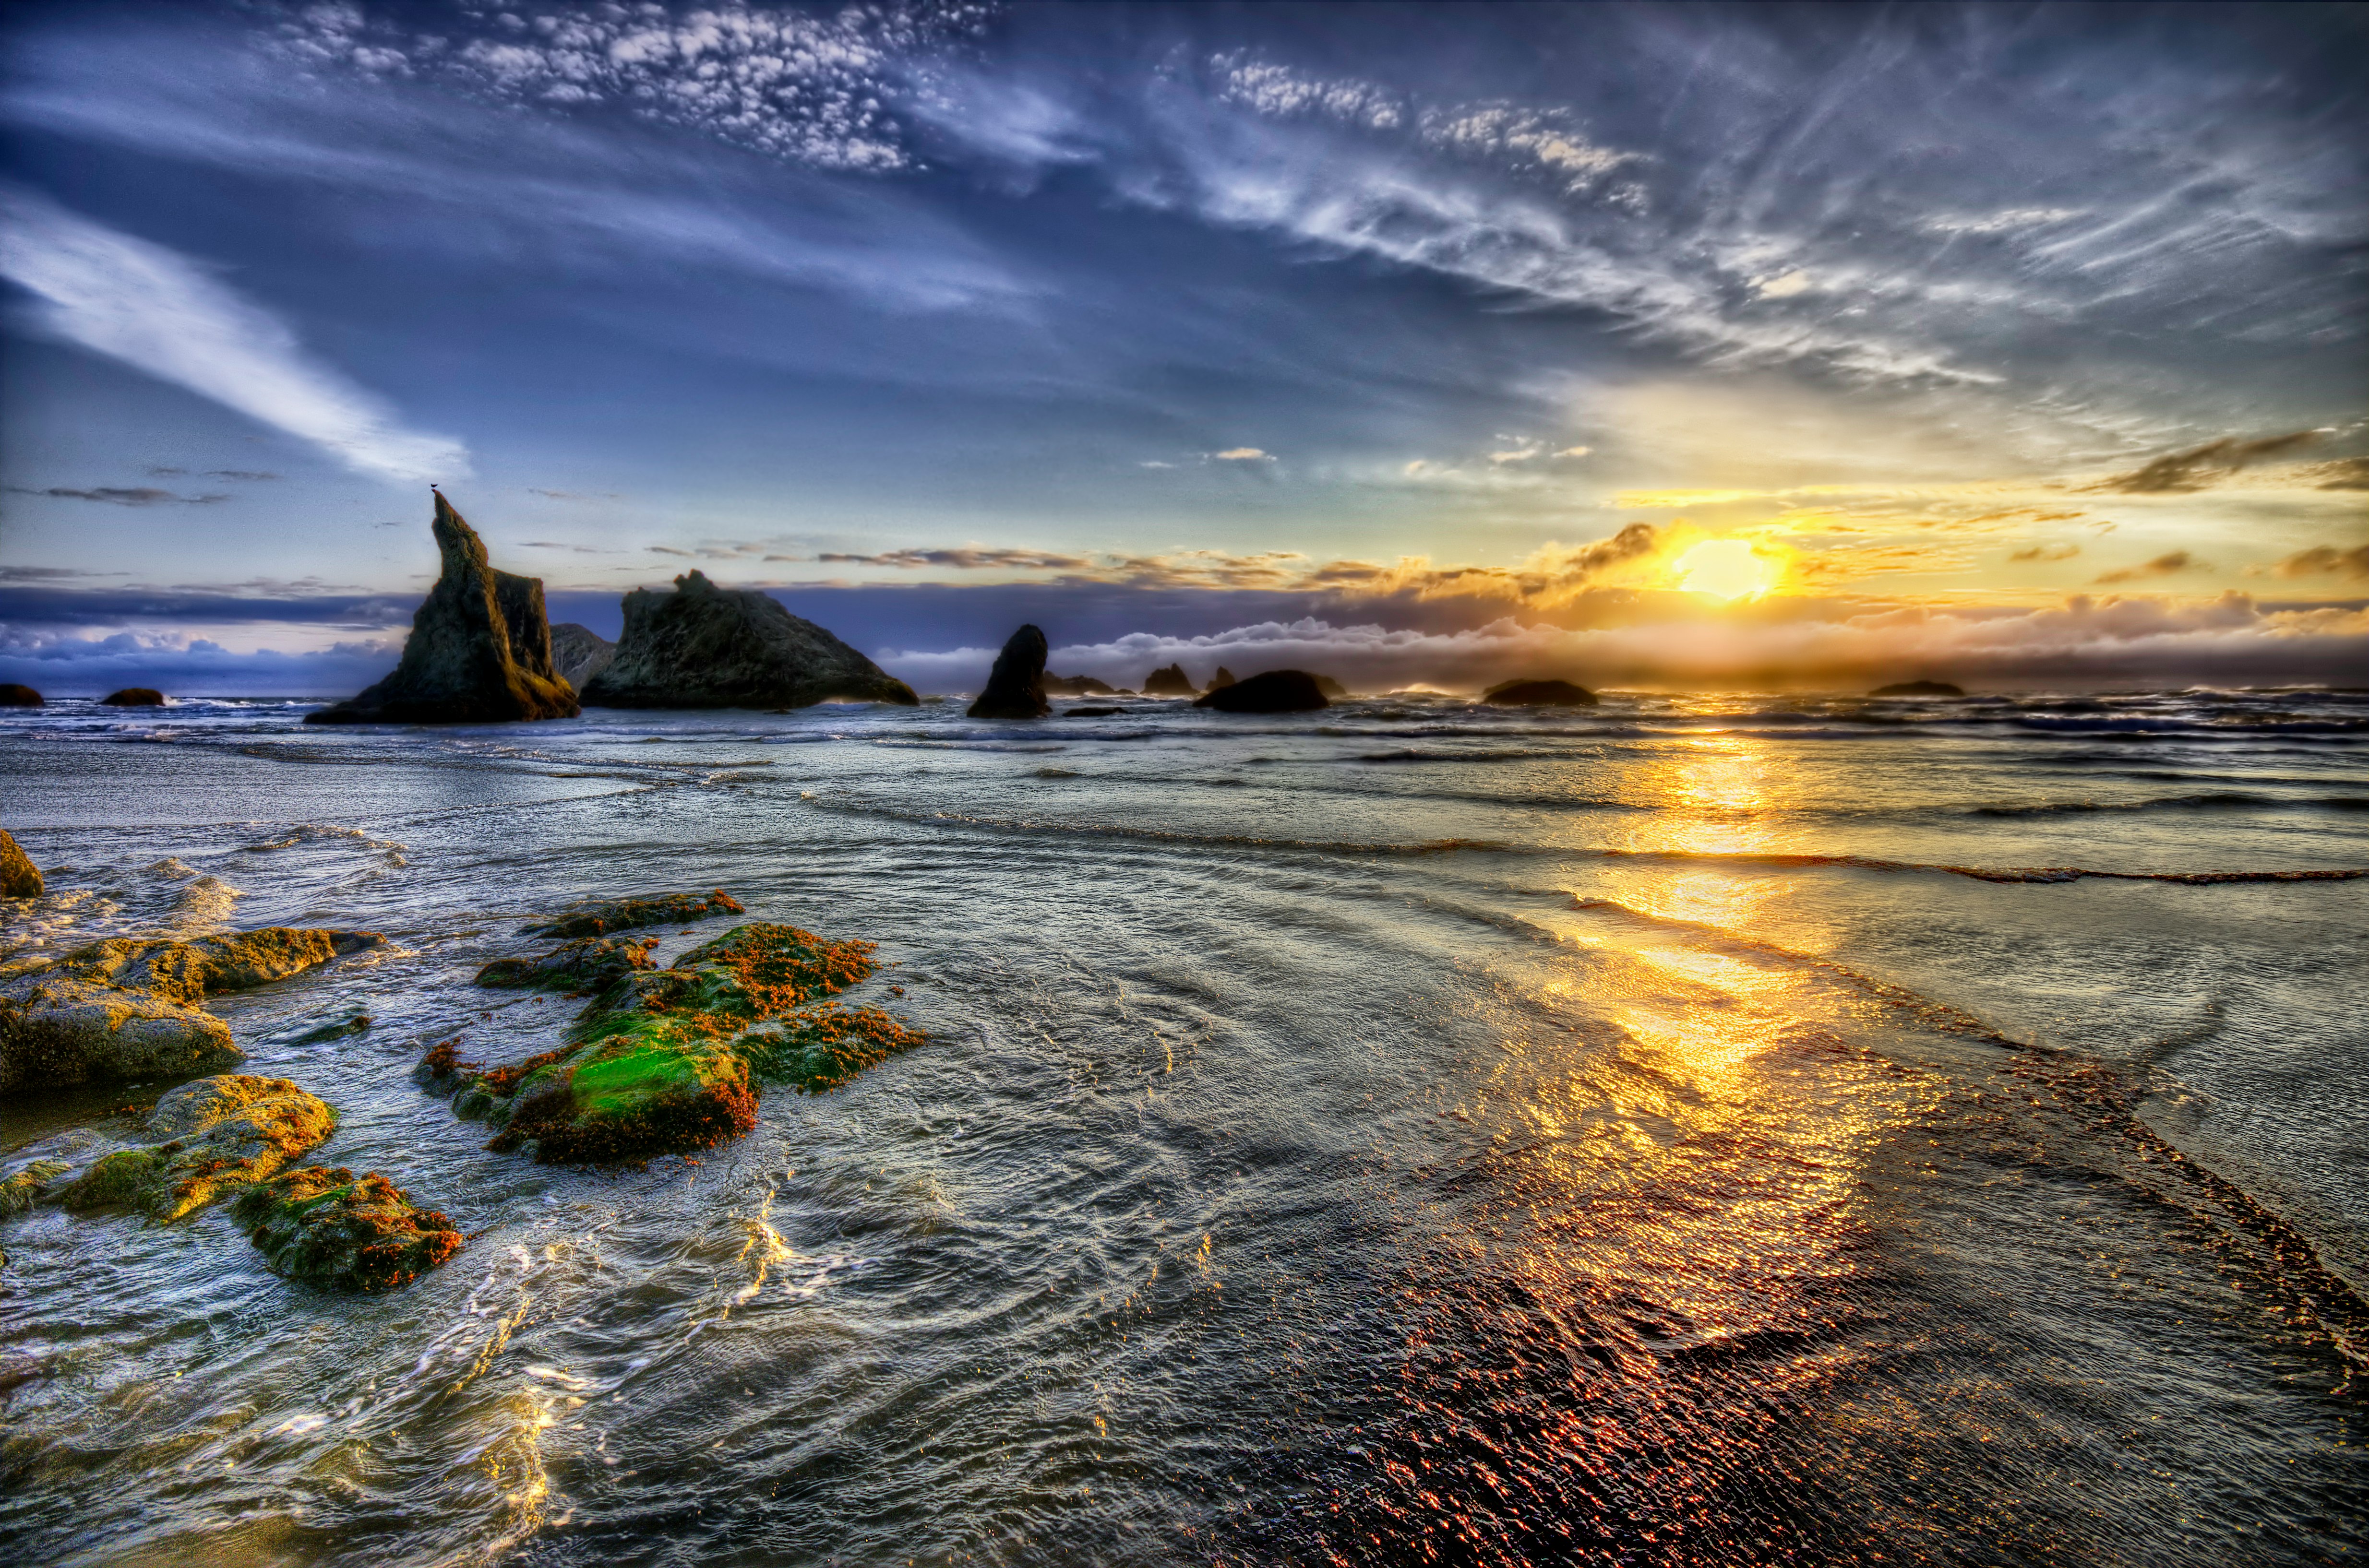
[[0, 683, 41, 706], [1481, 678, 1597, 707], [0, 830, 41, 899], [100, 688, 165, 706], [1195, 670, 1329, 713], [967, 625, 1051, 720], [288, 1012, 372, 1044], [1063, 706, 1126, 718], [233, 1166, 463, 1290], [523, 889, 742, 939]]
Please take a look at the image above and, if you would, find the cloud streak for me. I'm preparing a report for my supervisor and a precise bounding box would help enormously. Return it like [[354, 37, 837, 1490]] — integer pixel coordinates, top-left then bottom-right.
[[0, 188, 467, 483]]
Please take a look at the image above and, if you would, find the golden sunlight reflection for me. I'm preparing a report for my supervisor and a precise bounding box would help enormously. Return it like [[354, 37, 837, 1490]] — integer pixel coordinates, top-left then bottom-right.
[[1672, 538, 1780, 599], [1591, 735, 1794, 933]]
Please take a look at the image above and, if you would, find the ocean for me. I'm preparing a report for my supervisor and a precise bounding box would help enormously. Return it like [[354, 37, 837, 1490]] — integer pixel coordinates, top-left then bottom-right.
[[1, 686, 2364, 1566]]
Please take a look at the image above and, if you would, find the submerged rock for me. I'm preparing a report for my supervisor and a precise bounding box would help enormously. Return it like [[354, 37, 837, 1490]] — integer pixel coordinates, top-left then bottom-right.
[[1142, 664, 1196, 696], [0, 830, 40, 899], [1483, 678, 1598, 707], [549, 622, 617, 690], [477, 935, 657, 991], [1196, 670, 1329, 713], [1872, 679, 1965, 697], [0, 684, 40, 706], [435, 922, 922, 1164], [100, 688, 165, 707], [308, 493, 579, 725], [1063, 705, 1126, 717], [0, 927, 384, 1093], [968, 624, 1051, 719], [523, 889, 742, 939], [59, 1075, 338, 1223], [581, 570, 917, 710], [233, 1166, 463, 1290]]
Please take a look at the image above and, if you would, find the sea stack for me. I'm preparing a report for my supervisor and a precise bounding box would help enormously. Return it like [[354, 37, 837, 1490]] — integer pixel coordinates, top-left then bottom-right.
[[1196, 670, 1328, 713], [308, 494, 578, 725], [550, 623, 617, 689], [969, 625, 1051, 719], [1143, 664, 1196, 696], [580, 570, 918, 709]]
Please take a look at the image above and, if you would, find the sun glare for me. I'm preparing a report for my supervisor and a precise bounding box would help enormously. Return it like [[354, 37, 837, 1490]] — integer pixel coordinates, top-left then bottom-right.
[[1674, 539, 1778, 599]]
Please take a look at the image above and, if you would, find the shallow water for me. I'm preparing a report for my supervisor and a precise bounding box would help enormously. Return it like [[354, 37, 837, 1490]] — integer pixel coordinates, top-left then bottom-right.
[[1, 687, 2364, 1566]]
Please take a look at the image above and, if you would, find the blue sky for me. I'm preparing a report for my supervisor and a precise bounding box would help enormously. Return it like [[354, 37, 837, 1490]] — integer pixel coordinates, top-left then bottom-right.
[[2, 0, 2364, 694]]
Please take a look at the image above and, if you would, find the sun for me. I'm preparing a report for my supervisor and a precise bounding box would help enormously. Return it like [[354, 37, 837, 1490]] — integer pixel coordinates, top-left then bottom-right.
[[1673, 538, 1779, 600]]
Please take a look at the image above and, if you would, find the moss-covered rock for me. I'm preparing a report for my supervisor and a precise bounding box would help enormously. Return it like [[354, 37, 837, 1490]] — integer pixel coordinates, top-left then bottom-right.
[[431, 921, 921, 1164], [523, 890, 742, 939], [0, 928, 383, 1093], [0, 1158, 72, 1218], [57, 1075, 337, 1222], [232, 1166, 463, 1290], [475, 935, 657, 991], [0, 830, 41, 900]]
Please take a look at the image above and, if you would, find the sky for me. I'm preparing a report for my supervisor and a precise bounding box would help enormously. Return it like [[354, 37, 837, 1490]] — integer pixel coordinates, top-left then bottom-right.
[[0, 0, 2364, 696]]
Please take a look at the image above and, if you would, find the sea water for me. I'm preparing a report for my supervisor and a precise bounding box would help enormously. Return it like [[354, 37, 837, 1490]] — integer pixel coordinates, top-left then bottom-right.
[[1, 687, 2363, 1566]]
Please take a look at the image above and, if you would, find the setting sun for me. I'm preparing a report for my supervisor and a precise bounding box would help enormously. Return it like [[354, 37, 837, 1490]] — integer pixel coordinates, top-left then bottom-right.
[[1673, 538, 1779, 599]]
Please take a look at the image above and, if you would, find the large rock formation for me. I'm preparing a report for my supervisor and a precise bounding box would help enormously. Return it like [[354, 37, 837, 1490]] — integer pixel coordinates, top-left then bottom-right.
[[550, 623, 617, 689], [0, 831, 39, 899], [308, 493, 579, 725], [1142, 663, 1196, 696], [0, 684, 41, 706], [580, 571, 917, 709], [0, 927, 383, 1093], [968, 625, 1051, 719], [1483, 679, 1598, 707], [100, 688, 165, 707], [1196, 670, 1329, 713]]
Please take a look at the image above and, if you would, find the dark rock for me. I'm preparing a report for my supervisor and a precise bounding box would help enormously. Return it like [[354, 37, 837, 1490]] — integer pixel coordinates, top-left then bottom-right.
[[477, 936, 657, 992], [1142, 663, 1197, 696], [1315, 675, 1349, 698], [524, 889, 742, 939], [0, 927, 385, 1093], [1043, 672, 1115, 696], [0, 831, 39, 899], [234, 1166, 463, 1289], [0, 684, 41, 706], [308, 494, 579, 725], [550, 623, 617, 689], [1206, 666, 1237, 690], [442, 923, 924, 1164], [287, 1012, 372, 1045], [582, 570, 917, 709], [967, 624, 1051, 719], [1195, 670, 1329, 713], [100, 688, 165, 707], [1063, 706, 1126, 717], [1871, 680, 1965, 698], [1484, 679, 1598, 707]]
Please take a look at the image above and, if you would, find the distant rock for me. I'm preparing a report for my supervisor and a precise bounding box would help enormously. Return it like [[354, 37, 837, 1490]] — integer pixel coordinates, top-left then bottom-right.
[[581, 570, 918, 709], [524, 889, 742, 939], [550, 623, 617, 689], [1206, 666, 1237, 690], [1195, 670, 1329, 713], [100, 688, 164, 707], [1143, 663, 1197, 696], [1871, 680, 1965, 697], [0, 831, 39, 900], [0, 684, 41, 706], [1044, 672, 1116, 696], [1315, 675, 1348, 698], [308, 493, 579, 725], [1063, 705, 1126, 717], [968, 624, 1052, 719], [234, 1166, 463, 1289], [1483, 679, 1598, 707]]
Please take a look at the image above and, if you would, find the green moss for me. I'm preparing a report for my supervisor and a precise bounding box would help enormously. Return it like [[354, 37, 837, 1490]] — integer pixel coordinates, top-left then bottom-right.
[[61, 1149, 162, 1211], [233, 1165, 464, 1290], [739, 1003, 928, 1093], [0, 1158, 72, 1217]]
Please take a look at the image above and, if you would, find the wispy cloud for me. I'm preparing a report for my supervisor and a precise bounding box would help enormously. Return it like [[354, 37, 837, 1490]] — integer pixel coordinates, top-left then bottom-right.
[[6, 485, 227, 506], [1211, 447, 1273, 462], [2266, 544, 2369, 581], [815, 546, 1097, 570], [0, 188, 467, 484], [2094, 550, 2203, 585], [2086, 430, 2326, 494]]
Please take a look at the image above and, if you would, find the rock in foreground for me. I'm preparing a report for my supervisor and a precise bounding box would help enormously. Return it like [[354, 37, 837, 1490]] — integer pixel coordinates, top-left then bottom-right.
[[0, 927, 383, 1093], [550, 623, 617, 689], [431, 922, 922, 1164], [0, 684, 40, 706], [60, 1075, 338, 1222], [1196, 670, 1329, 713], [309, 493, 579, 725], [1142, 664, 1196, 696], [100, 688, 165, 707], [968, 624, 1051, 719], [0, 830, 40, 899], [234, 1166, 463, 1290], [1871, 680, 1965, 697], [582, 570, 917, 709], [1483, 679, 1598, 707], [524, 889, 742, 938]]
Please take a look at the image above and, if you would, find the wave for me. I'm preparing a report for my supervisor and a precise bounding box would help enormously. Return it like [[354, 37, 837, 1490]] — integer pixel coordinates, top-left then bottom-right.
[[1587, 847, 2369, 885], [1965, 793, 2369, 816]]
